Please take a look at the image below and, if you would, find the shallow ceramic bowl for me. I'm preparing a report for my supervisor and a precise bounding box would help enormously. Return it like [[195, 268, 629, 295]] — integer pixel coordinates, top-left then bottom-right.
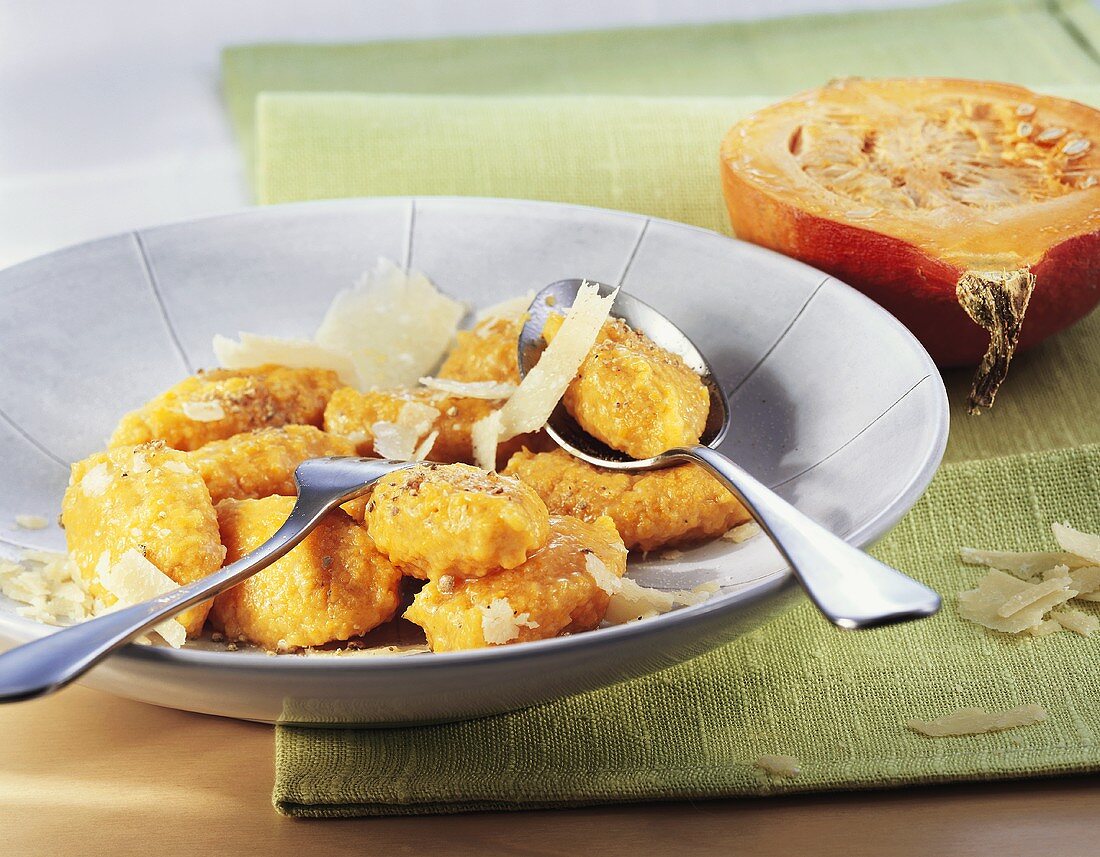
[[0, 198, 948, 725]]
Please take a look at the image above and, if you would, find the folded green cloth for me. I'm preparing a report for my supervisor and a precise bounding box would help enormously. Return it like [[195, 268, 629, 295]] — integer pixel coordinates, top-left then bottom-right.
[[222, 0, 1100, 817], [224, 0, 1100, 168], [276, 443, 1100, 816]]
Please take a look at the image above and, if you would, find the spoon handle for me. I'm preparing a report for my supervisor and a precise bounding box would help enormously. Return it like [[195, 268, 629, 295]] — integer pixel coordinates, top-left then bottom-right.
[[0, 457, 409, 703], [679, 445, 940, 629]]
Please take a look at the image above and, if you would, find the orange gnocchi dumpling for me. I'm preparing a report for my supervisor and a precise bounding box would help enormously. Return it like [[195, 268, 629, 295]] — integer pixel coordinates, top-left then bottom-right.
[[366, 463, 549, 579], [543, 314, 710, 459], [324, 386, 499, 464], [504, 447, 751, 552], [110, 364, 341, 452], [211, 496, 402, 651], [404, 515, 626, 652], [61, 442, 225, 636], [436, 314, 523, 384], [187, 425, 355, 504]]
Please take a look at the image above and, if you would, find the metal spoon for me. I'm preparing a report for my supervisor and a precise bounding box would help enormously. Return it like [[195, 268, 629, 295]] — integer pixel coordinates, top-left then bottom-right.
[[518, 279, 941, 630], [0, 457, 414, 702]]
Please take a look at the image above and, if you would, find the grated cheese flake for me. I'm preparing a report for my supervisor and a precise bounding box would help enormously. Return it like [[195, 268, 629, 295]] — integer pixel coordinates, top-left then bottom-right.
[[722, 521, 762, 544], [959, 546, 1086, 580], [471, 409, 503, 472], [1051, 607, 1100, 637], [412, 430, 439, 462], [1052, 522, 1100, 566], [996, 574, 1078, 618], [584, 552, 622, 595], [907, 704, 1047, 737], [315, 258, 465, 390], [213, 332, 359, 387], [14, 515, 48, 531], [98, 549, 187, 648], [603, 578, 719, 625], [957, 569, 1076, 633], [371, 422, 421, 461], [418, 377, 516, 400], [181, 401, 225, 422], [471, 281, 615, 470], [397, 401, 440, 437], [371, 401, 440, 461], [1069, 567, 1100, 601], [0, 550, 93, 625], [755, 755, 801, 778], [1028, 619, 1061, 637], [80, 463, 112, 497], [478, 597, 539, 644]]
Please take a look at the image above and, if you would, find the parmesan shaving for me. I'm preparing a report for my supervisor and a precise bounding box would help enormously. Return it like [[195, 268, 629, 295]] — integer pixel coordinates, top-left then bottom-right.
[[1070, 567, 1100, 601], [1051, 607, 1100, 637], [478, 597, 538, 645], [995, 575, 1078, 618], [584, 552, 622, 595], [0, 550, 94, 625], [418, 377, 516, 400], [1028, 619, 1060, 637], [603, 578, 719, 625], [471, 409, 503, 472], [957, 569, 1076, 633], [98, 549, 187, 648], [1052, 521, 1100, 566], [181, 401, 225, 422], [213, 333, 359, 387], [722, 521, 762, 544], [371, 402, 440, 461], [959, 546, 1086, 579], [907, 704, 1047, 737], [315, 258, 465, 390], [371, 422, 420, 461], [754, 755, 801, 778], [14, 515, 48, 530], [471, 281, 615, 470], [397, 401, 440, 437], [412, 430, 439, 462]]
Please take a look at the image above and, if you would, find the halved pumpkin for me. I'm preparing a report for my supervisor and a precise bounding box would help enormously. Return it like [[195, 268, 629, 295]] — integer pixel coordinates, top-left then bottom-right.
[[720, 78, 1100, 412]]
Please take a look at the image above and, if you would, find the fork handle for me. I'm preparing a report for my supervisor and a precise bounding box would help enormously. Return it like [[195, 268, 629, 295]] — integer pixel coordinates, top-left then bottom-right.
[[675, 445, 940, 629], [0, 457, 409, 703]]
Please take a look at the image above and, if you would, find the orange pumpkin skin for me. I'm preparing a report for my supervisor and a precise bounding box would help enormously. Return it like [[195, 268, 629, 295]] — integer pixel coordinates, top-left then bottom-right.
[[721, 168, 1100, 367], [719, 78, 1100, 378]]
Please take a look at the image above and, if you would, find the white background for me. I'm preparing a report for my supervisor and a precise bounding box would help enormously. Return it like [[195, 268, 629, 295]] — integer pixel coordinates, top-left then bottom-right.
[[0, 0, 968, 267]]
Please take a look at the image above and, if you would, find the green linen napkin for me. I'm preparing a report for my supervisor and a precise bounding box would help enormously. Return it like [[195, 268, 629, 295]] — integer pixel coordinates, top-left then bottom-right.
[[224, 0, 1100, 168], [222, 0, 1100, 817], [276, 443, 1100, 816]]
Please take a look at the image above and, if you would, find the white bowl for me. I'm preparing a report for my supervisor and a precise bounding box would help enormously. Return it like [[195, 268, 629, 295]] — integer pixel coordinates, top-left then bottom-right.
[[0, 198, 948, 724]]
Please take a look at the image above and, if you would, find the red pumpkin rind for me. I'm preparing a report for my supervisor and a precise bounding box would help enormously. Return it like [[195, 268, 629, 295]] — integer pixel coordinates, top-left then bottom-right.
[[721, 165, 1100, 367]]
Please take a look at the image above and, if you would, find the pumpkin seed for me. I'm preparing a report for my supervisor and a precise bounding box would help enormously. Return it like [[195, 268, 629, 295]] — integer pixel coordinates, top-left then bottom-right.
[[1015, 103, 1036, 117], [1062, 138, 1091, 157], [1035, 127, 1067, 144]]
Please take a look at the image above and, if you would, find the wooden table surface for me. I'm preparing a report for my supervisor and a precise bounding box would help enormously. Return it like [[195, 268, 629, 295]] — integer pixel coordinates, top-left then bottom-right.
[[2, 686, 1097, 857]]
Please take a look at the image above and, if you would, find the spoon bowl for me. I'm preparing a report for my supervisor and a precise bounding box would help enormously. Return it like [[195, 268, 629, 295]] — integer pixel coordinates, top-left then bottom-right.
[[518, 278, 942, 630], [520, 279, 729, 467]]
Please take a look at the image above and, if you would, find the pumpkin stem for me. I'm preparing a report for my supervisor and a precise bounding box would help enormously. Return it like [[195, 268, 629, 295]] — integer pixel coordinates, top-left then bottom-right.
[[955, 269, 1036, 415]]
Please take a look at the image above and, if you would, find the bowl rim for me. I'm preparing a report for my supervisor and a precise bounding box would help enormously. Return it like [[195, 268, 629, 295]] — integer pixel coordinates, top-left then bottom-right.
[[0, 195, 950, 673]]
